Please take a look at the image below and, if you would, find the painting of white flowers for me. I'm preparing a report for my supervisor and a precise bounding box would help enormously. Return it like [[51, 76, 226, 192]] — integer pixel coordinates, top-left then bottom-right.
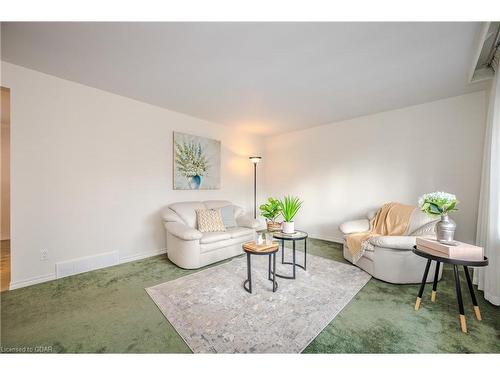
[[173, 132, 221, 190]]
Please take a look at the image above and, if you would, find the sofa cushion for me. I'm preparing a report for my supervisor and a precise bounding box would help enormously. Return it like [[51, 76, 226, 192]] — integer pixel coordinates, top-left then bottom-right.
[[236, 214, 260, 229], [407, 209, 436, 235], [169, 201, 205, 228], [410, 220, 438, 237], [196, 209, 226, 233], [220, 205, 238, 228], [203, 200, 233, 210], [200, 231, 231, 244], [200, 234, 254, 253], [226, 227, 254, 239], [368, 235, 416, 250], [339, 219, 370, 235], [204, 200, 245, 219]]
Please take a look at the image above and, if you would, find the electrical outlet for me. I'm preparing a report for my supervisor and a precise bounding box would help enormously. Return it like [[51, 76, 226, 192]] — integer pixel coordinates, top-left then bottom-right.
[[40, 249, 49, 261]]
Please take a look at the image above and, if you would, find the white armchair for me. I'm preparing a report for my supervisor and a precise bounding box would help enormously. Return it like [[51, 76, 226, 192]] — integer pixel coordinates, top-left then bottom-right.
[[161, 200, 258, 269], [339, 208, 443, 284]]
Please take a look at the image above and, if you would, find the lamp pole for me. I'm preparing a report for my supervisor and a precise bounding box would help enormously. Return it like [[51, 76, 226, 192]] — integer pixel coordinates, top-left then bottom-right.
[[253, 162, 257, 218], [249, 156, 262, 219]]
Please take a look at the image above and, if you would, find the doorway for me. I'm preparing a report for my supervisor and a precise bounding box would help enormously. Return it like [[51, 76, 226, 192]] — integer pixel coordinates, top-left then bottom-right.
[[1, 86, 11, 292]]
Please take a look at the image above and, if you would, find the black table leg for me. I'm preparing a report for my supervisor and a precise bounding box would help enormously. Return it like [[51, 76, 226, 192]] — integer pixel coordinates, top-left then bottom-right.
[[275, 236, 307, 279], [453, 265, 467, 333], [243, 253, 252, 294], [415, 259, 431, 310], [463, 265, 481, 321], [304, 238, 307, 271], [268, 254, 271, 281], [272, 253, 277, 292], [431, 261, 441, 302]]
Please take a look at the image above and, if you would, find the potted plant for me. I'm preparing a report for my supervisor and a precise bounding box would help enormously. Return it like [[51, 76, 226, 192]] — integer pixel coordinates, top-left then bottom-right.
[[418, 191, 459, 243], [259, 197, 282, 232], [279, 196, 302, 234]]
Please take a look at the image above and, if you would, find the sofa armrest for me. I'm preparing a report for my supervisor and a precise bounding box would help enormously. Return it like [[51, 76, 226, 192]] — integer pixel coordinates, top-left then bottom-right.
[[236, 213, 260, 229], [160, 207, 183, 223], [165, 222, 203, 241], [369, 235, 416, 250], [339, 219, 370, 235]]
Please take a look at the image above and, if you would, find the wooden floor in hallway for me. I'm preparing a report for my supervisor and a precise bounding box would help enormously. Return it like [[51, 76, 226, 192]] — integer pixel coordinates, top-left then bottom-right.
[[1, 239, 10, 292]]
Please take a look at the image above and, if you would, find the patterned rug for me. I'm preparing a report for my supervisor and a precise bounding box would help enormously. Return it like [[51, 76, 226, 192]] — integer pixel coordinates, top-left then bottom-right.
[[146, 249, 371, 353]]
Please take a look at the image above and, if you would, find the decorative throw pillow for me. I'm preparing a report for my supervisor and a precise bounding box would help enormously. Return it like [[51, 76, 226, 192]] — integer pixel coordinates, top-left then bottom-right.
[[220, 205, 237, 228], [196, 209, 226, 232]]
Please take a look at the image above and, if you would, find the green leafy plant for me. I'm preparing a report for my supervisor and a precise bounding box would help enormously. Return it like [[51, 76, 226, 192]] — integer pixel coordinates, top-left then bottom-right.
[[259, 197, 282, 223], [418, 191, 459, 217], [175, 141, 209, 178], [279, 196, 302, 222]]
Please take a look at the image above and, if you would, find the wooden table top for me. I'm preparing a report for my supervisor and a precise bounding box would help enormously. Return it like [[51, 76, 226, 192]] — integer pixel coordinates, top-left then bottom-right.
[[243, 241, 279, 254], [413, 246, 488, 267]]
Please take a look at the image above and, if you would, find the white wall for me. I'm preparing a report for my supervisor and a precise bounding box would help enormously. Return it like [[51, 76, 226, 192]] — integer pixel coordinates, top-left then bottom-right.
[[264, 91, 487, 243], [1, 60, 489, 289], [1, 62, 264, 288], [1, 87, 10, 240]]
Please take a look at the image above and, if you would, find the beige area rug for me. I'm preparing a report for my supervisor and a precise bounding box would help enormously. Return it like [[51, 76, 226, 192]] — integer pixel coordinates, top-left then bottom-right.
[[146, 250, 371, 353]]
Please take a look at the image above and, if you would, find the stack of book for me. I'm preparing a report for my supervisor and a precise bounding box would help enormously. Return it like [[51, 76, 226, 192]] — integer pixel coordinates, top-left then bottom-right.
[[416, 237, 484, 261]]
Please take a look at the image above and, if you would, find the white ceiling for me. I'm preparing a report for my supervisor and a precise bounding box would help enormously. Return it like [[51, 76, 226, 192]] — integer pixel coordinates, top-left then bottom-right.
[[1, 22, 488, 135]]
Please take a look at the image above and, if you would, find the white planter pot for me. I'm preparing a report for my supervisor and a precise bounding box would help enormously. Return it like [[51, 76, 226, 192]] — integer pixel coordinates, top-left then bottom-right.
[[282, 221, 295, 234]]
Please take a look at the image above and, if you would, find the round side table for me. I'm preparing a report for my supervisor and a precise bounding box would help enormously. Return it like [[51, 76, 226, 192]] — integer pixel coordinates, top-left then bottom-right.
[[272, 231, 308, 280], [412, 246, 488, 333], [242, 241, 279, 294]]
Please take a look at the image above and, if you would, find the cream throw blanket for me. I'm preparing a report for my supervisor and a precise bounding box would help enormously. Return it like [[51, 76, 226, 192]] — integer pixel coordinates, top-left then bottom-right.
[[346, 202, 415, 263]]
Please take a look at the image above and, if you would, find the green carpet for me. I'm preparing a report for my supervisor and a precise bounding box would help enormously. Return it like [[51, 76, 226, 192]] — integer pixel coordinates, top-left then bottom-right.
[[1, 239, 499, 353]]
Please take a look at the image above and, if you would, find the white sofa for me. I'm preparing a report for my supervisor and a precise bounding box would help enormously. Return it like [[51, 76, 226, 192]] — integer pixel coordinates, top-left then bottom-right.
[[161, 200, 259, 269], [339, 208, 443, 284]]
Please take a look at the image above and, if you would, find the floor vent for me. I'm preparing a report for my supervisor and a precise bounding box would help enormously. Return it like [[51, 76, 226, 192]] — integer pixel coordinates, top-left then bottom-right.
[[55, 251, 119, 279]]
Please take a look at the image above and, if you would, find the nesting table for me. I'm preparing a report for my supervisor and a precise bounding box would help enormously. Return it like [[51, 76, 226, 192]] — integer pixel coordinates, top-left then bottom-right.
[[273, 231, 308, 280], [242, 231, 309, 294], [242, 241, 279, 294], [412, 246, 489, 333]]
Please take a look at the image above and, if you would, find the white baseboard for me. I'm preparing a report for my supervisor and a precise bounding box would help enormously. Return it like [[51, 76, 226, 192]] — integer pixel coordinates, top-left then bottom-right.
[[9, 273, 56, 290], [9, 248, 168, 291], [119, 248, 167, 264], [8, 237, 344, 291]]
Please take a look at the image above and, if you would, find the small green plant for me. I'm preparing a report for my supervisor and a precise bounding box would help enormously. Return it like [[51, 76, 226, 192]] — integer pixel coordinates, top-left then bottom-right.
[[259, 197, 282, 223], [279, 196, 302, 222], [418, 191, 458, 217]]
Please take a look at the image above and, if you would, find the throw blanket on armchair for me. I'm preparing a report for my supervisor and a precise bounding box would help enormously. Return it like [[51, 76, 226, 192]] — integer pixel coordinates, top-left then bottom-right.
[[346, 202, 415, 263]]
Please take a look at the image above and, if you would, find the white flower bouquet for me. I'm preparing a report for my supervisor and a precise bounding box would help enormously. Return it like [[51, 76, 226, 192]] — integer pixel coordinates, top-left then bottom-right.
[[418, 191, 459, 217], [175, 141, 208, 178]]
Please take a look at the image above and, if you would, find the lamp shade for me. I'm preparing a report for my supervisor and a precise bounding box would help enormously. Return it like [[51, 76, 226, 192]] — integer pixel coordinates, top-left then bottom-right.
[[249, 156, 262, 164]]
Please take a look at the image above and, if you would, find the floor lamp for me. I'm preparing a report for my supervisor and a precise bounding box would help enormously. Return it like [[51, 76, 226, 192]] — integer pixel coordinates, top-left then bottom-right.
[[249, 156, 262, 219]]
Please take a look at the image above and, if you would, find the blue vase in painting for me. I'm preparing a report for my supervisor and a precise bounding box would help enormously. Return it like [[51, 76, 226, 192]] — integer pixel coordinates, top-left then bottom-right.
[[188, 175, 202, 189]]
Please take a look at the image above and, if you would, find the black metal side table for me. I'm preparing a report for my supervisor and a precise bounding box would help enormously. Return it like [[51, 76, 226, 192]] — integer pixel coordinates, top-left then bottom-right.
[[242, 241, 279, 294], [412, 246, 488, 333], [272, 230, 308, 280]]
